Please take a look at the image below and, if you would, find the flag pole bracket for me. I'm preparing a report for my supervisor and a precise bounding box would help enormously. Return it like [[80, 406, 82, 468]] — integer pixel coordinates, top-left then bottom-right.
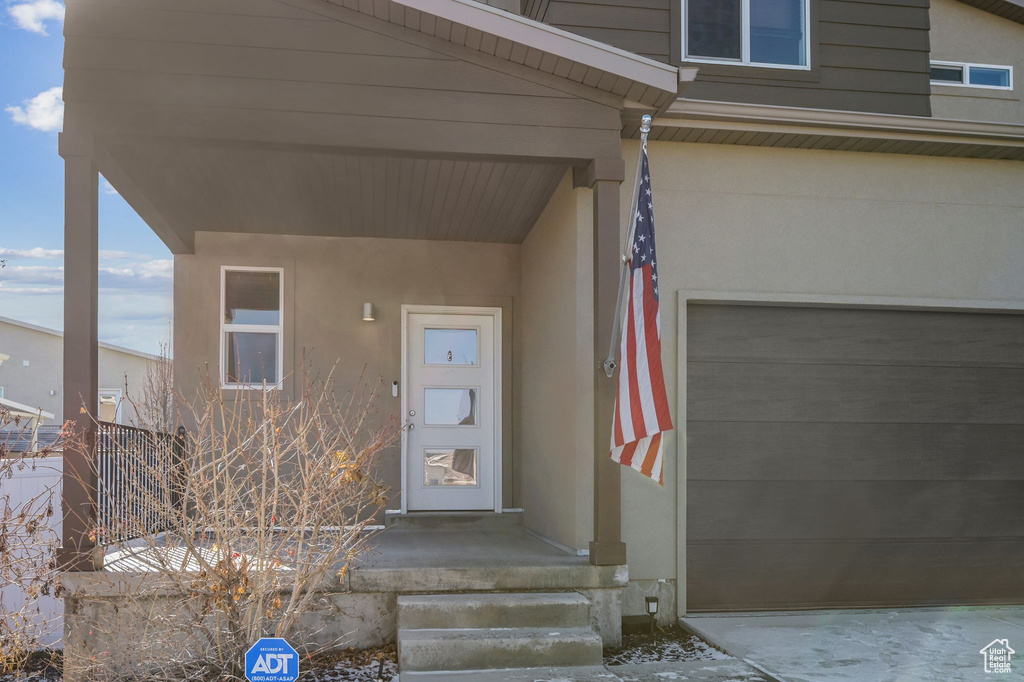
[[603, 114, 652, 380]]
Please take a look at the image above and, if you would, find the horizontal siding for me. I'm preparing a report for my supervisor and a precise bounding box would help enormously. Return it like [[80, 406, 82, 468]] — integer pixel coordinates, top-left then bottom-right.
[[539, 0, 671, 61], [63, 0, 623, 160], [539, 0, 932, 115]]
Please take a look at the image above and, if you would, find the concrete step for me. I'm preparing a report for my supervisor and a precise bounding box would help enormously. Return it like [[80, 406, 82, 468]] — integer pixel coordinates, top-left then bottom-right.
[[397, 626, 604, 672], [397, 665, 614, 681], [385, 510, 523, 530], [398, 592, 591, 630]]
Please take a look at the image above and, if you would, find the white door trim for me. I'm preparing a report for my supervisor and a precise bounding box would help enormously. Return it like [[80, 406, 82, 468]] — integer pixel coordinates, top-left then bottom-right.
[[400, 304, 503, 514]]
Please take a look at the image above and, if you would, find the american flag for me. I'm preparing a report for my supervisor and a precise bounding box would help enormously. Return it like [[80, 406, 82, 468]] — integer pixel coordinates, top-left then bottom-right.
[[610, 145, 673, 484]]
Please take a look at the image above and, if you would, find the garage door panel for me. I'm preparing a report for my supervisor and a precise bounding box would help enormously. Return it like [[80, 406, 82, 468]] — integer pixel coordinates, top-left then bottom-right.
[[688, 539, 1024, 611], [688, 362, 1024, 424], [688, 480, 1024, 541], [688, 422, 1024, 481], [688, 305, 1024, 368], [686, 305, 1024, 610]]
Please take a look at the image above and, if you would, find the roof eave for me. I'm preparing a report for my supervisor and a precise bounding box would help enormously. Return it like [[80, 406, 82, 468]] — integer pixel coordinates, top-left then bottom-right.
[[393, 0, 680, 94]]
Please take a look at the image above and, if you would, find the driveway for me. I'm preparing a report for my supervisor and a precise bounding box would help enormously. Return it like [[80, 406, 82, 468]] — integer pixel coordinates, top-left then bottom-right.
[[683, 606, 1024, 682]]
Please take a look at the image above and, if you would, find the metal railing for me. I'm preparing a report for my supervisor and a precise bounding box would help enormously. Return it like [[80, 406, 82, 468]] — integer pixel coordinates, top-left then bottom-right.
[[97, 422, 186, 545]]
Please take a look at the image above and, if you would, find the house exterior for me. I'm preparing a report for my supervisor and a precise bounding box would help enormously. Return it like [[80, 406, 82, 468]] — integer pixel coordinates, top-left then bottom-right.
[[0, 315, 159, 425], [57, 0, 1024, 669]]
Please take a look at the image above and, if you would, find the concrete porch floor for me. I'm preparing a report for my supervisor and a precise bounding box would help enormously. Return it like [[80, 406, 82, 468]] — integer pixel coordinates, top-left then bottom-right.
[[349, 513, 627, 593], [683, 606, 1024, 682]]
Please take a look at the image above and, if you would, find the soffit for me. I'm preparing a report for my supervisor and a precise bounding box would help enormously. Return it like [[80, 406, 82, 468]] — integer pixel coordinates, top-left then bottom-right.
[[105, 142, 568, 247]]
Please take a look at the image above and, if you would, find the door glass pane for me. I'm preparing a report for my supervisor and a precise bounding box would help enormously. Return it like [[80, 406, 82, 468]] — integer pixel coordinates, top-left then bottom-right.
[[750, 0, 805, 66], [930, 65, 964, 83], [424, 388, 477, 426], [969, 66, 1010, 88], [225, 270, 280, 325], [424, 328, 478, 365], [225, 331, 278, 384], [687, 0, 742, 60], [424, 449, 478, 486]]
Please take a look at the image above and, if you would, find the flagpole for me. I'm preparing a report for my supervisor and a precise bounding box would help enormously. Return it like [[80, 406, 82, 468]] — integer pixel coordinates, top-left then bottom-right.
[[603, 114, 652, 379]]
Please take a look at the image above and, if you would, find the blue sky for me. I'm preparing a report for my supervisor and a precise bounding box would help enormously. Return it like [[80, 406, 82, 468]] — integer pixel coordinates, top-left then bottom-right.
[[0, 0, 172, 354]]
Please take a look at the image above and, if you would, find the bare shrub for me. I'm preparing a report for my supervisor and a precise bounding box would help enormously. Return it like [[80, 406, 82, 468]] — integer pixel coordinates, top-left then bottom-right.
[[64, 364, 400, 681], [0, 408, 62, 675], [138, 338, 174, 432]]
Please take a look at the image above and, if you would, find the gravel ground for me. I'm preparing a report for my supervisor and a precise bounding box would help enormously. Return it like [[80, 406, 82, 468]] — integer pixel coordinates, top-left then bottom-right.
[[3, 632, 728, 681], [0, 646, 400, 682], [604, 625, 731, 666], [299, 644, 397, 681]]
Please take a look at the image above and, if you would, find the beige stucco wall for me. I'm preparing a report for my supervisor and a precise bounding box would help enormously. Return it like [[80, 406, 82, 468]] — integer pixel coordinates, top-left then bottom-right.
[[620, 139, 1024, 611], [169, 142, 1024, 616], [172, 233, 521, 510], [0, 319, 156, 423], [929, 0, 1024, 124], [519, 172, 595, 551]]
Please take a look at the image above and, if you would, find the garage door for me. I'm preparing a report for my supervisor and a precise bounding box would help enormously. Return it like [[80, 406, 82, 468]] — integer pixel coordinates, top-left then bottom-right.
[[687, 304, 1024, 611]]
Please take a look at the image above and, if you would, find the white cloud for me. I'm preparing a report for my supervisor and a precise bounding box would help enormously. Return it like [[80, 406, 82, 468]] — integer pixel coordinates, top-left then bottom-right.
[[0, 285, 61, 295], [7, 0, 64, 34], [101, 178, 119, 196], [0, 264, 63, 284], [0, 247, 173, 353], [0, 247, 63, 259], [0, 258, 172, 290], [6, 86, 63, 132], [0, 247, 143, 260]]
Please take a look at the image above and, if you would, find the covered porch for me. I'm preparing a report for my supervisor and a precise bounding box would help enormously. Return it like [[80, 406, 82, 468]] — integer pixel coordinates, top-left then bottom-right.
[[59, 0, 689, 583]]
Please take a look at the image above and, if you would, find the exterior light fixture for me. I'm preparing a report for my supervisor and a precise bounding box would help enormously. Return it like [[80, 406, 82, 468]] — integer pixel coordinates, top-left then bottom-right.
[[362, 303, 375, 321], [645, 596, 659, 635]]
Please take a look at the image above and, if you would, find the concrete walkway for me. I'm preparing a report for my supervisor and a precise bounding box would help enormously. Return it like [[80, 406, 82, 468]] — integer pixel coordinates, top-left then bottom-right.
[[398, 659, 772, 681], [683, 606, 1024, 682]]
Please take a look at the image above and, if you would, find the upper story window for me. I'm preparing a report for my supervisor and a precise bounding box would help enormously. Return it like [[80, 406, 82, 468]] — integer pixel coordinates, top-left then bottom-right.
[[221, 267, 283, 388], [684, 0, 809, 69], [930, 61, 1012, 90]]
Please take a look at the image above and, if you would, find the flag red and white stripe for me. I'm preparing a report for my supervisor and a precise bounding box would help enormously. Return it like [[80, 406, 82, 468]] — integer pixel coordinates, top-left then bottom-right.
[[610, 145, 673, 484]]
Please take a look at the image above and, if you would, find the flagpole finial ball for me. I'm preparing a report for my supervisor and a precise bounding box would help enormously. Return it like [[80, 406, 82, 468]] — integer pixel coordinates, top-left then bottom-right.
[[640, 115, 652, 133]]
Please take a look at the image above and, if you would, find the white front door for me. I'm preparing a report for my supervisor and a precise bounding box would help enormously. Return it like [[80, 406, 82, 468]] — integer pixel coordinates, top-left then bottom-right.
[[403, 307, 500, 511]]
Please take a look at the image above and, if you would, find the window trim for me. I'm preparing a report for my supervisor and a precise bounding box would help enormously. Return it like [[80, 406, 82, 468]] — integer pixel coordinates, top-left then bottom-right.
[[681, 0, 812, 71], [219, 265, 285, 390], [930, 61, 1013, 91]]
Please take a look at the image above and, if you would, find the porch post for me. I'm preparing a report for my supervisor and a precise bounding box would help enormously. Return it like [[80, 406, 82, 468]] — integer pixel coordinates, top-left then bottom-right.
[[586, 158, 627, 566], [57, 134, 103, 571]]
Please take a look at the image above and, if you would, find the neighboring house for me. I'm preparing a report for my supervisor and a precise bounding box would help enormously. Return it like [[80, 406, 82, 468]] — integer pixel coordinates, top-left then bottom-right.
[[56, 0, 1024, 673], [0, 316, 160, 425]]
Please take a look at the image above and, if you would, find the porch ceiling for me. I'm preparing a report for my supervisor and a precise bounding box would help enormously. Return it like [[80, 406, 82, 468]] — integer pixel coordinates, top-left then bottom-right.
[[103, 141, 567, 248]]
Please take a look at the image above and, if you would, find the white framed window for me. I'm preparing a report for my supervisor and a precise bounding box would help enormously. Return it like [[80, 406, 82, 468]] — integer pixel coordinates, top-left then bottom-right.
[[930, 61, 1012, 90], [683, 0, 810, 69], [220, 266, 284, 389]]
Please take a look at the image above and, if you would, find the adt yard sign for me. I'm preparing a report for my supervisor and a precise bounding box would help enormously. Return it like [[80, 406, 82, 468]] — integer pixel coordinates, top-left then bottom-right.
[[245, 638, 299, 682]]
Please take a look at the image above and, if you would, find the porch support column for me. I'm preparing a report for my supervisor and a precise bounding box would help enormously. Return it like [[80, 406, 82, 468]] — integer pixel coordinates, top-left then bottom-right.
[[57, 134, 103, 572], [585, 158, 627, 566]]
